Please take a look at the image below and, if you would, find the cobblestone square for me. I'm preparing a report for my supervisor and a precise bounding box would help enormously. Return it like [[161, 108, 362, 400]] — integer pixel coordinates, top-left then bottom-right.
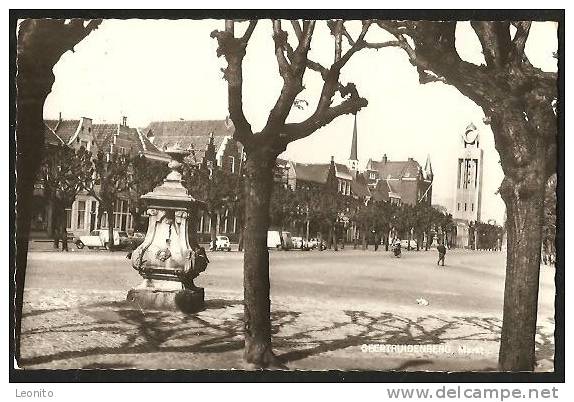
[[20, 248, 555, 371]]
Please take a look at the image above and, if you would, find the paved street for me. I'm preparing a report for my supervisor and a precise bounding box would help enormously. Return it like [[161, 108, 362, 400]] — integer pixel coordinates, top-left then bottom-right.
[[20, 248, 555, 371]]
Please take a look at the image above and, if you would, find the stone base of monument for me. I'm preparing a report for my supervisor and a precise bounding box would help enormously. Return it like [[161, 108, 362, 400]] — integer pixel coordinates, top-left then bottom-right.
[[126, 279, 205, 313]]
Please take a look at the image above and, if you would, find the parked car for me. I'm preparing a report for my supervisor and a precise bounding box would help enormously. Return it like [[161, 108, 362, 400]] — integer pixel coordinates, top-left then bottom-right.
[[291, 236, 309, 250], [215, 235, 231, 251], [76, 229, 130, 250], [267, 231, 282, 249], [292, 236, 303, 249], [267, 230, 294, 250], [129, 232, 146, 248], [307, 238, 326, 250], [400, 239, 418, 249]]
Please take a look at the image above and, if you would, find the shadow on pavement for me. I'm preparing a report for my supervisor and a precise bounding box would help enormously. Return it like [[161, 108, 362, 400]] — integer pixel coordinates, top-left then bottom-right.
[[19, 298, 553, 371]]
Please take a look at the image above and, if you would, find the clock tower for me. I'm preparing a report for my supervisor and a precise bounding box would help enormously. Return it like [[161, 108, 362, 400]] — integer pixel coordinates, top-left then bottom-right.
[[453, 123, 484, 223]]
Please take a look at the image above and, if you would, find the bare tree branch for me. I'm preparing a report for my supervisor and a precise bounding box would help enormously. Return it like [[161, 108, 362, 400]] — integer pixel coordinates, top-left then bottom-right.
[[511, 21, 531, 60], [262, 20, 315, 136], [290, 19, 303, 40], [471, 21, 512, 69], [211, 20, 256, 145]]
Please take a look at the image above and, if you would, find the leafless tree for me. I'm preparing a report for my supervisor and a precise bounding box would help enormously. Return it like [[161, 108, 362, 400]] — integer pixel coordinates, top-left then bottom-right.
[[212, 19, 405, 367], [15, 18, 101, 360], [374, 20, 558, 371]]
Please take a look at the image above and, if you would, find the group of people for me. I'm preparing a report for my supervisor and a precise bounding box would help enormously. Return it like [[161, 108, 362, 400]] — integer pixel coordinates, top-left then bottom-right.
[[390, 238, 447, 267]]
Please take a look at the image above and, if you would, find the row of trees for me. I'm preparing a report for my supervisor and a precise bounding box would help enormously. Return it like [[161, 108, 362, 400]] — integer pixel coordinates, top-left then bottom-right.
[[40, 145, 168, 250], [40, 142, 247, 252], [268, 180, 455, 252]]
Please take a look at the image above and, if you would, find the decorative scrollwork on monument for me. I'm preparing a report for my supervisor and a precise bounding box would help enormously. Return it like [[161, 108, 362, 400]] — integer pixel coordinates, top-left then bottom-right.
[[147, 208, 158, 216], [174, 210, 188, 223], [130, 151, 209, 285]]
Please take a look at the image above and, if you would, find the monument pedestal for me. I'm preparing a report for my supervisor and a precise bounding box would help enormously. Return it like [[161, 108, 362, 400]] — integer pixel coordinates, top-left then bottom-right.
[[128, 148, 209, 314], [127, 280, 205, 313]]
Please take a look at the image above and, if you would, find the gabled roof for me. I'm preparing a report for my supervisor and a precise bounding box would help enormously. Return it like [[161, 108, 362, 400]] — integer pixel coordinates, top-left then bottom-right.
[[369, 159, 422, 180], [52, 119, 80, 143], [43, 120, 64, 146], [350, 179, 370, 198], [371, 179, 402, 202], [334, 163, 354, 180], [291, 162, 330, 184], [142, 119, 242, 164], [144, 120, 234, 139], [92, 124, 119, 151], [150, 134, 226, 156]]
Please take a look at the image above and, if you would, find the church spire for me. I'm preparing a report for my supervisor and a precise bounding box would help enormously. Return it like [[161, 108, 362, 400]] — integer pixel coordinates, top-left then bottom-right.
[[349, 113, 358, 161], [424, 154, 433, 180]]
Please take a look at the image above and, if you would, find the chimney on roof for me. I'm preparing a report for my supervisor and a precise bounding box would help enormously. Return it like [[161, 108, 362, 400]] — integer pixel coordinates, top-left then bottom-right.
[[58, 112, 62, 122], [408, 157, 414, 161], [382, 154, 387, 163], [121, 116, 127, 126], [330, 155, 334, 164]]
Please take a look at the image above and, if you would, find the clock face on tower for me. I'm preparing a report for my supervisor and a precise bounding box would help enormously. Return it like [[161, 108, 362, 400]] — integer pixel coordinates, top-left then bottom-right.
[[463, 128, 479, 146]]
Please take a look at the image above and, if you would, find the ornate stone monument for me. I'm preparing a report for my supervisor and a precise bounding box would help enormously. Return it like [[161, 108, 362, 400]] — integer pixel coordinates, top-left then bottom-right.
[[127, 149, 207, 313]]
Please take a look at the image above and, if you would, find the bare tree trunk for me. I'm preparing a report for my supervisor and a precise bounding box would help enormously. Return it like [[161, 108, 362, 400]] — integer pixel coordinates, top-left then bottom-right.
[[498, 163, 546, 371], [210, 211, 218, 250], [332, 224, 338, 251], [242, 153, 283, 368], [361, 229, 367, 250], [238, 224, 244, 251], [106, 205, 115, 251], [52, 207, 61, 250], [61, 215, 69, 252]]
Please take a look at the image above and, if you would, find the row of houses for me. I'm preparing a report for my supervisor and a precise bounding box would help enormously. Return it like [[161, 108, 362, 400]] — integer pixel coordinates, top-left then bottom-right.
[[32, 115, 242, 241], [32, 113, 434, 243], [285, 115, 433, 207]]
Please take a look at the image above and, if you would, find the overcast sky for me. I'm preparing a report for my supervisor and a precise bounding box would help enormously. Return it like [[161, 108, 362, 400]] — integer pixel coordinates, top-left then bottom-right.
[[43, 19, 558, 224]]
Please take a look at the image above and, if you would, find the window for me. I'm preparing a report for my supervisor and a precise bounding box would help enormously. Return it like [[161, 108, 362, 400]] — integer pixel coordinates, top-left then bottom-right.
[[457, 159, 462, 189], [464, 203, 467, 211], [77, 201, 86, 230], [457, 203, 460, 211], [65, 208, 72, 230], [228, 156, 235, 174], [369, 172, 376, 180], [471, 203, 474, 211], [113, 199, 132, 230]]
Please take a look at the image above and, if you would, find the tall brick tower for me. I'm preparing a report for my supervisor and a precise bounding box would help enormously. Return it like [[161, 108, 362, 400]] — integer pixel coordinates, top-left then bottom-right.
[[453, 123, 484, 223]]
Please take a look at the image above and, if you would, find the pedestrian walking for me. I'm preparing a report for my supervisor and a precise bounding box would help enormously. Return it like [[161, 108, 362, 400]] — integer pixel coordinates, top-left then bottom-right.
[[437, 243, 446, 266]]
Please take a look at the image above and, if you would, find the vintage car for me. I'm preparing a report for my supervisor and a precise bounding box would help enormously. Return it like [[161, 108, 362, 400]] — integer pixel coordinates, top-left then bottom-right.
[[215, 235, 231, 251], [291, 236, 309, 250], [76, 229, 130, 250], [267, 230, 294, 250]]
